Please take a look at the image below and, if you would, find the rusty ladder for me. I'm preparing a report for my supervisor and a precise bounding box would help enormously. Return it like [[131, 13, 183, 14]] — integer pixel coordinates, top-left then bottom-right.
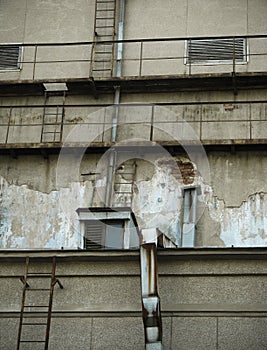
[[16, 256, 63, 350], [41, 91, 65, 143], [90, 0, 116, 77]]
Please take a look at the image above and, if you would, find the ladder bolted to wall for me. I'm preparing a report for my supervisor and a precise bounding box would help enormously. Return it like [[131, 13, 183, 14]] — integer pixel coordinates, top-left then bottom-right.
[[91, 0, 116, 78], [113, 159, 137, 207], [41, 91, 65, 143], [17, 256, 63, 350]]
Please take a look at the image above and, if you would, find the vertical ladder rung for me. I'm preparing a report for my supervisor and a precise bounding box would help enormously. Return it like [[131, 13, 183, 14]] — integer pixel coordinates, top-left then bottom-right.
[[16, 256, 62, 350], [95, 25, 114, 28], [96, 17, 114, 20], [41, 93, 65, 143], [96, 9, 115, 12], [96, 0, 115, 3], [91, 0, 116, 78]]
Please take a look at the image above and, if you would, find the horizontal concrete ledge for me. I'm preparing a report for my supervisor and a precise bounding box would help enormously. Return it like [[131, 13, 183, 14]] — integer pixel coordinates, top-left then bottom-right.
[[158, 247, 267, 261], [0, 141, 266, 158], [1, 303, 142, 314], [1, 139, 267, 150], [0, 249, 140, 262], [162, 304, 267, 313], [1, 71, 267, 85], [1, 272, 267, 278], [1, 305, 267, 317], [1, 247, 267, 262], [0, 312, 143, 318], [1, 71, 267, 96]]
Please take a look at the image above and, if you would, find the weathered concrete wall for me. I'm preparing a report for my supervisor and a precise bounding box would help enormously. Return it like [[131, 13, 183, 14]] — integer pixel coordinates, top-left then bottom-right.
[[0, 0, 267, 80], [124, 0, 267, 75], [0, 0, 94, 43], [0, 90, 266, 249], [0, 0, 95, 80], [0, 251, 266, 349], [131, 158, 200, 245], [125, 0, 267, 39], [1, 91, 267, 146], [0, 155, 195, 248], [200, 151, 267, 247], [0, 149, 266, 249], [0, 152, 102, 249]]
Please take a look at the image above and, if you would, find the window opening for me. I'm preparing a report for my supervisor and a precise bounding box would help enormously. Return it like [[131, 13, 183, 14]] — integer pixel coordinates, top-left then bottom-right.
[[84, 219, 125, 250], [77, 207, 140, 250], [181, 186, 200, 247], [84, 220, 124, 249]]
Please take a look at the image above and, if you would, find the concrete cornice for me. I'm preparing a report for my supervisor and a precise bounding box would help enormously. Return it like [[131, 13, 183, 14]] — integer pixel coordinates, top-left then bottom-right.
[[0, 247, 267, 262]]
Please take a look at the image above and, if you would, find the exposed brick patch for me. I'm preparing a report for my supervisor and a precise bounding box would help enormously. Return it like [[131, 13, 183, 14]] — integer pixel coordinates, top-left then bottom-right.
[[177, 160, 196, 184], [157, 159, 196, 185]]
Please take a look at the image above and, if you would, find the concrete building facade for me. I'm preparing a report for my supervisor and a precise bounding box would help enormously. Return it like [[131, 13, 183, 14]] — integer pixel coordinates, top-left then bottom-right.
[[0, 0, 266, 349]]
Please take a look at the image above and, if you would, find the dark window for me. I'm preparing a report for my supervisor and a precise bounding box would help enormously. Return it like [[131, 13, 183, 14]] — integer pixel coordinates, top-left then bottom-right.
[[84, 220, 124, 250], [181, 186, 200, 247], [186, 38, 247, 64], [105, 221, 124, 249], [0, 44, 22, 70]]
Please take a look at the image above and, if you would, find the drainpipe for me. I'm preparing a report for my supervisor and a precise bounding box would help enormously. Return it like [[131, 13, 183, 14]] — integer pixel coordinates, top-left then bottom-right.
[[140, 230, 164, 350], [105, 0, 125, 207], [115, 0, 125, 78]]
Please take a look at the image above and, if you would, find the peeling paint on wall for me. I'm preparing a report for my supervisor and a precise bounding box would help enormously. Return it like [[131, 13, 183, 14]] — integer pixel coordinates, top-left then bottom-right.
[[1, 155, 267, 249], [0, 176, 94, 249], [208, 192, 267, 247], [132, 162, 182, 244], [131, 157, 205, 245]]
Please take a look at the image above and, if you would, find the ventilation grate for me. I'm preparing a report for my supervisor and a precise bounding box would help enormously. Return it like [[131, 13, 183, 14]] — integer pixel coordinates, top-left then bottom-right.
[[0, 44, 21, 70], [186, 38, 247, 64], [84, 220, 104, 249]]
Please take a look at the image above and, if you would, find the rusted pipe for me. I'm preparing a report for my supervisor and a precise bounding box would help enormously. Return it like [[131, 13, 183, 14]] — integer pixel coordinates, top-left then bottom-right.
[[140, 242, 163, 350]]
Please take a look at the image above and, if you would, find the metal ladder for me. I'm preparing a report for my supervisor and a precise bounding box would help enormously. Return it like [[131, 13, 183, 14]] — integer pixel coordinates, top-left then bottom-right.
[[17, 256, 63, 350], [41, 92, 65, 143], [113, 159, 136, 207], [91, 0, 116, 77]]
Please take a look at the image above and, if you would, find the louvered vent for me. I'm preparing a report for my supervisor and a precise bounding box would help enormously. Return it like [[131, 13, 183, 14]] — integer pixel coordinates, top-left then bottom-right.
[[84, 220, 104, 249], [186, 38, 247, 64], [0, 45, 21, 70]]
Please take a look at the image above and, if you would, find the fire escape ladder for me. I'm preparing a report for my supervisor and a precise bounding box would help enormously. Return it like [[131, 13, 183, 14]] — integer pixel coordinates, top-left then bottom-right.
[[41, 91, 65, 143], [113, 159, 136, 207], [91, 0, 116, 78], [16, 256, 63, 350]]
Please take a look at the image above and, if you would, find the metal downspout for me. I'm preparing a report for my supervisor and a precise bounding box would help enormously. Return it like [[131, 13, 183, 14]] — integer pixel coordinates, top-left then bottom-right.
[[105, 0, 125, 207], [140, 243, 164, 350]]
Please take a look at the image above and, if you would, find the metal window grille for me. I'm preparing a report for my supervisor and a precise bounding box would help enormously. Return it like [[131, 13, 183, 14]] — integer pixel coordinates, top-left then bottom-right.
[[186, 38, 247, 64], [0, 44, 22, 70]]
